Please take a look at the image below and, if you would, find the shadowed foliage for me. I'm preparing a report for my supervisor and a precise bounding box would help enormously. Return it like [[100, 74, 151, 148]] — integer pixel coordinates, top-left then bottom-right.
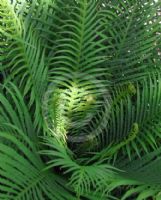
[[0, 0, 161, 199]]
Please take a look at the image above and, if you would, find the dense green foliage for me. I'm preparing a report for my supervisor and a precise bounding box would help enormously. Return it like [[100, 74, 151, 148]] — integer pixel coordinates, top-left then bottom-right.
[[0, 0, 161, 199]]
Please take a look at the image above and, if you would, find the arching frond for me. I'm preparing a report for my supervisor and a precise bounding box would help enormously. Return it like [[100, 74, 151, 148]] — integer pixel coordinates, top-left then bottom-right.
[[40, 134, 118, 197], [0, 128, 75, 200], [0, 0, 48, 130]]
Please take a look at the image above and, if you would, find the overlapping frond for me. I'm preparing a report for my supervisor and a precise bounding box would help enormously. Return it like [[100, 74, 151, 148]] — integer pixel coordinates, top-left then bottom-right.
[[0, 82, 35, 139], [0, 0, 161, 199], [0, 0, 48, 130], [40, 134, 118, 197], [100, 0, 161, 83], [105, 74, 161, 160], [48, 0, 110, 89], [108, 147, 161, 199], [0, 129, 75, 200]]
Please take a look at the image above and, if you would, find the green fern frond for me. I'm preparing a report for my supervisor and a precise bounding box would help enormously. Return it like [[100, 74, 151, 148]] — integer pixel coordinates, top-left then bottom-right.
[[0, 0, 161, 199], [0, 129, 75, 200], [40, 134, 118, 197]]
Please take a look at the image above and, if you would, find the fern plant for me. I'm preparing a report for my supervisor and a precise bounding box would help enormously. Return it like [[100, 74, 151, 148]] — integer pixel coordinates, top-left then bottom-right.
[[0, 0, 161, 199]]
